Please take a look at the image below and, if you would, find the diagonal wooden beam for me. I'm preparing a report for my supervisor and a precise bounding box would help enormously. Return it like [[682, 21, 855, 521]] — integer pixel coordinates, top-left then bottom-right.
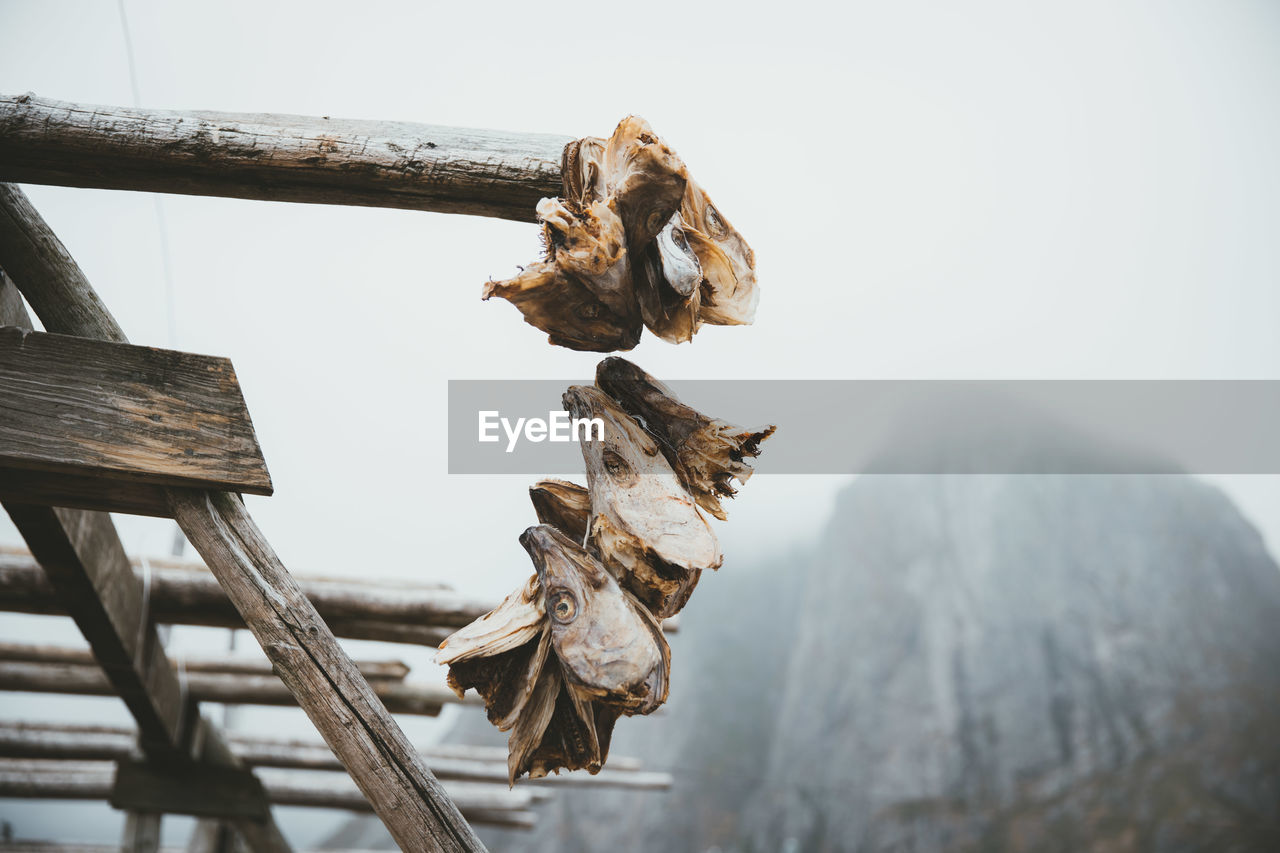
[[0, 183, 485, 851], [0, 94, 568, 222]]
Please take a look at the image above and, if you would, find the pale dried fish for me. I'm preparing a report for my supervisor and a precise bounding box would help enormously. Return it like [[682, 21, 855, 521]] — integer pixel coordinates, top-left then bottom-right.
[[520, 525, 669, 713], [435, 573, 545, 666], [596, 356, 775, 520], [482, 261, 641, 353], [564, 384, 721, 618]]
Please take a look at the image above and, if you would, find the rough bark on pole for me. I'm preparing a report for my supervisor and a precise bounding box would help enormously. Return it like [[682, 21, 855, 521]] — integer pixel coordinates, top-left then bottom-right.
[[0, 183, 485, 851], [0, 94, 568, 222]]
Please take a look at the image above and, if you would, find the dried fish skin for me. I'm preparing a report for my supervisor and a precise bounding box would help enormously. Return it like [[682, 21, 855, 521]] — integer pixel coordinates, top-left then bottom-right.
[[598, 116, 688, 250], [519, 525, 669, 712], [680, 178, 758, 326], [595, 356, 776, 520], [529, 478, 591, 544], [482, 260, 642, 353], [435, 573, 545, 666], [634, 215, 703, 345], [507, 661, 562, 784], [564, 384, 721, 617]]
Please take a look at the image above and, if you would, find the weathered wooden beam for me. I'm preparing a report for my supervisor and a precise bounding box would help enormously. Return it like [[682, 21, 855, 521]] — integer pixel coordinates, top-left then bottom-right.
[[0, 760, 538, 829], [0, 722, 673, 791], [0, 94, 569, 222], [0, 184, 485, 851], [0, 546, 678, 639], [0, 326, 273, 500], [0, 661, 467, 715], [0, 642, 411, 682]]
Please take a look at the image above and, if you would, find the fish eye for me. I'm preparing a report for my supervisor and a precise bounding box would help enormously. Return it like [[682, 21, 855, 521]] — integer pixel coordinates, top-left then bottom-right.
[[602, 449, 633, 481], [705, 205, 727, 239], [550, 591, 577, 623]]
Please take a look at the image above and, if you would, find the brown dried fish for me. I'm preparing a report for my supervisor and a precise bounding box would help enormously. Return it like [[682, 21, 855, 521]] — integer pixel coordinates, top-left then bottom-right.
[[596, 356, 775, 521], [564, 384, 722, 618], [484, 116, 687, 353], [529, 478, 591, 544]]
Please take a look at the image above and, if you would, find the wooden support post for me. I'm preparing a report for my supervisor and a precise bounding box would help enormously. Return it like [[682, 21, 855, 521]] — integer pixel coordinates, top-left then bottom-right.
[[123, 812, 163, 853], [0, 95, 569, 222], [0, 183, 485, 851]]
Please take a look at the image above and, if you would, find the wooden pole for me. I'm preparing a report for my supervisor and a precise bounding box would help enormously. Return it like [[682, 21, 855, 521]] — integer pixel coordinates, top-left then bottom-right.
[[0, 722, 673, 790], [0, 760, 537, 829], [0, 661, 466, 715], [0, 547, 677, 640], [0, 641, 411, 682], [0, 94, 568, 222], [0, 183, 485, 852]]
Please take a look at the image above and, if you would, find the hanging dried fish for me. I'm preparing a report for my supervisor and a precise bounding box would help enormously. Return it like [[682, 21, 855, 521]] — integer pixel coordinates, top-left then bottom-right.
[[520, 525, 669, 715], [485, 116, 757, 350], [529, 478, 591, 544], [564, 384, 722, 618], [595, 356, 776, 521], [680, 178, 758, 326]]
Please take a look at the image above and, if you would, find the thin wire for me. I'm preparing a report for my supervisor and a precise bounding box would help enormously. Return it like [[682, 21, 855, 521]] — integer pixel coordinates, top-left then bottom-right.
[[116, 0, 178, 348]]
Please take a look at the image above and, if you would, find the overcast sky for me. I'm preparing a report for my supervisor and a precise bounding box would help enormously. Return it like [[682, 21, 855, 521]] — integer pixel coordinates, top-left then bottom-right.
[[1, 0, 1278, 841]]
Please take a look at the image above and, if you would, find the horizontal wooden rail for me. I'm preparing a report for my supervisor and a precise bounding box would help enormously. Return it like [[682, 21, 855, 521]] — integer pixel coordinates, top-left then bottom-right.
[[0, 94, 570, 221], [0, 721, 673, 791], [0, 546, 678, 639], [0, 642, 410, 681], [0, 759, 538, 829], [0, 660, 474, 714]]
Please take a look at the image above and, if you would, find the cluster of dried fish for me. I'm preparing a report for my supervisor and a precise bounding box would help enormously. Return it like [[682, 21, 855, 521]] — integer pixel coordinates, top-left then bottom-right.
[[483, 117, 759, 351], [437, 357, 775, 782]]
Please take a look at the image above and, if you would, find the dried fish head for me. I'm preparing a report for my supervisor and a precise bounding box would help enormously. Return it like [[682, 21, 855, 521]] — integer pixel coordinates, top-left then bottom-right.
[[563, 384, 721, 617], [595, 356, 775, 520], [681, 178, 758, 326], [435, 573, 545, 666], [519, 524, 669, 712]]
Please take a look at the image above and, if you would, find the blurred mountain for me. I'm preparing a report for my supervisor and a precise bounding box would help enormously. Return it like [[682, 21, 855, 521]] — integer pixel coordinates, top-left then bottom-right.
[[447, 466, 1280, 853]]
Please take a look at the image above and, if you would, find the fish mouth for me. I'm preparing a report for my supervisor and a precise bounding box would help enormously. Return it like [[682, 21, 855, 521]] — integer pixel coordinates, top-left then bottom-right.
[[519, 524, 606, 590], [562, 384, 608, 422]]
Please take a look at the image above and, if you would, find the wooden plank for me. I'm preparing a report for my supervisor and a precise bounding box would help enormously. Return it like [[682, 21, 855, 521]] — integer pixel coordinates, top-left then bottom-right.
[[0, 760, 538, 828], [0, 661, 460, 715], [0, 326, 273, 497], [0, 641, 411, 682], [0, 94, 569, 222], [1, 183, 484, 852], [113, 760, 272, 820], [0, 468, 173, 517]]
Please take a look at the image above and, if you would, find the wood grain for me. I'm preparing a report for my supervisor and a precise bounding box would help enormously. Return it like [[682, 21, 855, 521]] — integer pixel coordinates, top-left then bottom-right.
[[0, 94, 569, 222], [0, 326, 273, 496]]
